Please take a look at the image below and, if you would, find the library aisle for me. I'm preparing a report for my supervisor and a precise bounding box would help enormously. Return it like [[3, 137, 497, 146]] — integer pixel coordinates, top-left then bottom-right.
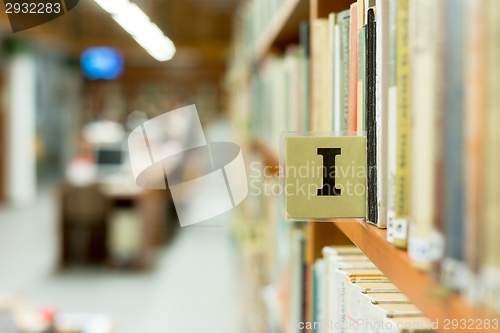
[[0, 186, 243, 333]]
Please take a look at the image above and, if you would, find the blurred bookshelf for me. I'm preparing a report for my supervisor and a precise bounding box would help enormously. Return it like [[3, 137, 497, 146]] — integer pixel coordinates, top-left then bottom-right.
[[227, 0, 500, 332]]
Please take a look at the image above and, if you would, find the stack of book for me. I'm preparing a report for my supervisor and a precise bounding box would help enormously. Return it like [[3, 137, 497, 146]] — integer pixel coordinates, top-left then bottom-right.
[[314, 245, 434, 333]]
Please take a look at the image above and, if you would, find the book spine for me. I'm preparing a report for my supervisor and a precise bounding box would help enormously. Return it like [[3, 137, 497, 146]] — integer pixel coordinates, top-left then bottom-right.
[[290, 227, 305, 332], [357, 26, 366, 132], [312, 259, 325, 333], [376, 0, 390, 229], [386, 0, 398, 242], [464, 0, 487, 303], [366, 8, 378, 225], [333, 23, 342, 133], [329, 13, 337, 132], [442, 0, 466, 290], [432, 0, 448, 278], [312, 20, 327, 132], [348, 3, 359, 132], [357, 0, 366, 133], [393, 0, 410, 250], [300, 21, 311, 132], [409, 0, 443, 269], [336, 10, 351, 132], [324, 17, 334, 132], [482, 0, 500, 313]]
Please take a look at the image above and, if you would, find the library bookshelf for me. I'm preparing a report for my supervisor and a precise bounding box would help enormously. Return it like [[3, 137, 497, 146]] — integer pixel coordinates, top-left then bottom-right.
[[252, 135, 499, 333], [239, 0, 500, 332]]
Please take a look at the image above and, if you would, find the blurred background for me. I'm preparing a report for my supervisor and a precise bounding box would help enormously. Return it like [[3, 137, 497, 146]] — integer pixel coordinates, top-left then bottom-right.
[[0, 1, 245, 332]]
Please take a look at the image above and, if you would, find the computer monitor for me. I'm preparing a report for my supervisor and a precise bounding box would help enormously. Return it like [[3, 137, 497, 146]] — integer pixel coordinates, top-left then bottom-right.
[[96, 147, 123, 166]]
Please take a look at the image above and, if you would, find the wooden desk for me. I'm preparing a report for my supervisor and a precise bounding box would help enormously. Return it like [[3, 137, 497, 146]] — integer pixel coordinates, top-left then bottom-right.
[[59, 181, 172, 270]]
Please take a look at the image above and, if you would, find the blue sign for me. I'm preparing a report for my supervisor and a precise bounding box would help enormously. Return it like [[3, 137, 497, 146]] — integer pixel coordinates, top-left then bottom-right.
[[81, 47, 124, 80]]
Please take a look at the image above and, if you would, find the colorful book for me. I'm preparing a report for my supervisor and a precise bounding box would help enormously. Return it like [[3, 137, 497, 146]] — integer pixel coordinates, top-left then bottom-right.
[[357, 0, 366, 132], [334, 9, 351, 133], [312, 259, 324, 333], [311, 19, 331, 132], [482, 0, 500, 314], [325, 13, 339, 131], [348, 3, 359, 132], [463, 0, 488, 304], [300, 21, 311, 131], [408, 0, 441, 270], [386, 0, 398, 243], [290, 225, 306, 332], [376, 0, 390, 229], [442, 0, 466, 291], [394, 0, 411, 250]]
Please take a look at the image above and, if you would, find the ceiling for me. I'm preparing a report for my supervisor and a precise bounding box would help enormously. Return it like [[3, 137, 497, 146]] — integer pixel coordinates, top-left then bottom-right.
[[0, 0, 243, 80]]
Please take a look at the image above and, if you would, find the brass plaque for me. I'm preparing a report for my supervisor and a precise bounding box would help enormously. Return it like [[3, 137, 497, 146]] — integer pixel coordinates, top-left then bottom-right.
[[285, 136, 367, 219]]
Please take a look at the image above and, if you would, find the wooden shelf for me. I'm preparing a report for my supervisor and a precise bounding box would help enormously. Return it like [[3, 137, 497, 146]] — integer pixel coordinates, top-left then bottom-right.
[[251, 139, 280, 173], [334, 221, 499, 332], [253, 0, 310, 61]]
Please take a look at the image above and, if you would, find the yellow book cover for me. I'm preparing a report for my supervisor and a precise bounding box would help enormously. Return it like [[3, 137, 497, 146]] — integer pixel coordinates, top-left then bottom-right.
[[393, 0, 410, 249], [464, 0, 487, 302], [482, 0, 500, 313]]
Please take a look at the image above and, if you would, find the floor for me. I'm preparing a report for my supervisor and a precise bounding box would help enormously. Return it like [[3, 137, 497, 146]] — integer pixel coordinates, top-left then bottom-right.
[[0, 186, 243, 333]]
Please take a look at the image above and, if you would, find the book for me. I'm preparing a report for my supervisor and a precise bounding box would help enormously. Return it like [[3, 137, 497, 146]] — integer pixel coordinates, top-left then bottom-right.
[[333, 268, 384, 333], [366, 8, 378, 226], [431, 0, 448, 280], [348, 3, 359, 132], [330, 13, 340, 131], [290, 225, 306, 332], [312, 259, 325, 333], [322, 245, 367, 331], [312, 19, 331, 132], [361, 291, 411, 303], [334, 9, 351, 133], [386, 0, 398, 243], [322, 245, 364, 256], [482, 0, 500, 313], [300, 21, 311, 132], [357, 22, 366, 132], [464, 0, 488, 303], [346, 279, 400, 327], [376, 0, 390, 229], [362, 303, 423, 329], [442, 0, 466, 291], [394, 0, 411, 250], [409, 0, 447, 270]]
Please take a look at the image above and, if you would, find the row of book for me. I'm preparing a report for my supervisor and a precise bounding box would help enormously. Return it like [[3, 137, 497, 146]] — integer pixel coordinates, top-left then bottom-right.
[[250, 43, 310, 150], [241, 0, 500, 313], [233, 161, 303, 333], [312, 245, 434, 333], [238, 0, 291, 60]]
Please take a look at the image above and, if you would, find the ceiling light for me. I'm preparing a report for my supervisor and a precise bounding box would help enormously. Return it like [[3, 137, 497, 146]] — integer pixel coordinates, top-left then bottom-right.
[[94, 0, 176, 62]]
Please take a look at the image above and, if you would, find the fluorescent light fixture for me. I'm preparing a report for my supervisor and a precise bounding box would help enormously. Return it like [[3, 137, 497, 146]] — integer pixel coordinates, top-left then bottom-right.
[[94, 0, 176, 61]]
